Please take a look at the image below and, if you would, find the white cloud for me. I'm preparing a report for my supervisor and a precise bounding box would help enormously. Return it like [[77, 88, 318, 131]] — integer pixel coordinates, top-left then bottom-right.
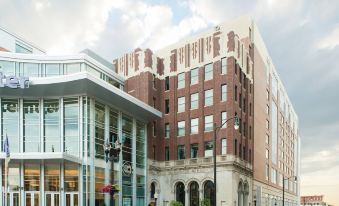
[[317, 26, 339, 49]]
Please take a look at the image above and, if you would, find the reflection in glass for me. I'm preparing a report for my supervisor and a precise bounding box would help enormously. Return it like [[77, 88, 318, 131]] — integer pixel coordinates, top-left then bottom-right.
[[44, 99, 60, 152], [95, 167, 105, 205], [1, 99, 19, 152], [45, 164, 60, 191], [23, 63, 39, 77], [64, 98, 79, 156], [24, 163, 40, 191], [95, 103, 105, 159], [45, 64, 60, 77], [2, 163, 20, 191], [65, 63, 80, 75], [64, 164, 79, 192], [0, 61, 15, 75], [23, 100, 40, 152]]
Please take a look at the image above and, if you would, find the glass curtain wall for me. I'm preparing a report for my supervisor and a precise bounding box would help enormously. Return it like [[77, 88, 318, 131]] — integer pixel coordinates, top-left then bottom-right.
[[1, 99, 19, 153], [122, 114, 133, 206], [63, 98, 79, 156], [95, 103, 105, 159], [23, 100, 40, 152], [44, 99, 60, 152]]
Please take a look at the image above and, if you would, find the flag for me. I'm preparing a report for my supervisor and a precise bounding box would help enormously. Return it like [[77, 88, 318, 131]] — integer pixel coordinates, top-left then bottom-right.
[[3, 132, 10, 205], [3, 133, 10, 161]]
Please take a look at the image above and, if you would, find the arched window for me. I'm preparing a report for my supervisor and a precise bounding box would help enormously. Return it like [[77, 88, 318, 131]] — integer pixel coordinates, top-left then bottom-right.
[[203, 180, 215, 206], [190, 181, 199, 206], [238, 182, 243, 206], [151, 182, 155, 199], [243, 182, 249, 206], [176, 182, 185, 206]]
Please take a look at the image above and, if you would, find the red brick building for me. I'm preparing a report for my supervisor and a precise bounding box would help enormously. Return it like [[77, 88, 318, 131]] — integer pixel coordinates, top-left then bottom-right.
[[114, 16, 300, 206]]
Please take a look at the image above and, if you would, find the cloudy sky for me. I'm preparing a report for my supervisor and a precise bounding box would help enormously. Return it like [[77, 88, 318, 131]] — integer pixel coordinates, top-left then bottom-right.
[[1, 0, 338, 204]]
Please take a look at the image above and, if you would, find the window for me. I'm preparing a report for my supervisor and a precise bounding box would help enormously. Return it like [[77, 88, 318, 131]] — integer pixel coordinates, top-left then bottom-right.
[[177, 96, 185, 113], [204, 89, 213, 106], [266, 120, 269, 129], [191, 68, 199, 85], [266, 90, 269, 100], [152, 74, 156, 88], [234, 86, 238, 101], [249, 126, 252, 139], [221, 112, 227, 128], [165, 99, 169, 114], [266, 134, 269, 144], [221, 57, 227, 74], [265, 164, 269, 181], [191, 118, 199, 134], [250, 103, 252, 116], [165, 76, 170, 90], [221, 84, 227, 102], [65, 63, 80, 75], [177, 121, 185, 137], [191, 93, 199, 110], [266, 149, 269, 159], [234, 139, 237, 155], [165, 146, 170, 161], [204, 115, 213, 132], [15, 42, 32, 54], [178, 72, 185, 89], [266, 105, 270, 115], [221, 138, 227, 155], [153, 121, 156, 136], [165, 123, 170, 138], [153, 97, 156, 108], [190, 144, 198, 158], [204, 63, 213, 81], [178, 145, 185, 160], [271, 169, 277, 184], [204, 141, 213, 157]]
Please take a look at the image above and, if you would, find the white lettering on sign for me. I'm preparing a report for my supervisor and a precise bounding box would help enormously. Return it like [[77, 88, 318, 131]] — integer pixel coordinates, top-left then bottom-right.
[[0, 72, 29, 88]]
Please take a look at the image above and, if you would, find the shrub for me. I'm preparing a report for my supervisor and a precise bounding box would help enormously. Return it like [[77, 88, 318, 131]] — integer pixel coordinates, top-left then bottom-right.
[[200, 199, 211, 206], [170, 200, 184, 206]]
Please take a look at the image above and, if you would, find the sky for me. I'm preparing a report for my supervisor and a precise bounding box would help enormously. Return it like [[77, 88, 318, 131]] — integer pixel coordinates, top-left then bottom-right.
[[0, 0, 338, 204]]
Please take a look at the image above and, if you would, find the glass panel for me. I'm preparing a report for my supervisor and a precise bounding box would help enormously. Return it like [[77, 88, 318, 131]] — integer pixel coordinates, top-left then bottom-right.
[[190, 68, 198, 85], [74, 194, 78, 206], [45, 164, 60, 191], [2, 163, 20, 191], [23, 63, 39, 77], [13, 193, 20, 206], [34, 193, 39, 206], [176, 182, 185, 206], [26, 193, 32, 206], [204, 63, 213, 81], [46, 194, 51, 206], [204, 89, 213, 106], [95, 167, 105, 205], [45, 64, 60, 77], [136, 176, 145, 206], [95, 103, 105, 159], [65, 63, 80, 75], [44, 99, 60, 152], [15, 43, 32, 54], [24, 164, 40, 191], [66, 194, 70, 206], [190, 182, 199, 206], [0, 60, 15, 75], [177, 97, 185, 113], [54, 194, 59, 206], [23, 100, 40, 152], [64, 164, 79, 192], [64, 98, 79, 156], [204, 115, 213, 132], [122, 114, 133, 203], [1, 99, 19, 152], [190, 93, 198, 110], [177, 72, 185, 89], [136, 122, 146, 168], [204, 141, 213, 157]]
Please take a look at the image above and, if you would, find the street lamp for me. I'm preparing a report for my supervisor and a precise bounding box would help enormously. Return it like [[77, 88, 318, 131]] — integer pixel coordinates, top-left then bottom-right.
[[283, 176, 297, 206], [154, 192, 159, 206], [213, 114, 239, 206]]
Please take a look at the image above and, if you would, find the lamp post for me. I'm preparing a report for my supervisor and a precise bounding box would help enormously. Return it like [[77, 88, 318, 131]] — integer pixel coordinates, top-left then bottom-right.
[[213, 114, 239, 206], [282, 176, 297, 206]]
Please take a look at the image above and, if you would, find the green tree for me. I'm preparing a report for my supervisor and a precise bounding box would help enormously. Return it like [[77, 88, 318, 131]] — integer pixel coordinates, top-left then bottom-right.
[[200, 198, 211, 206]]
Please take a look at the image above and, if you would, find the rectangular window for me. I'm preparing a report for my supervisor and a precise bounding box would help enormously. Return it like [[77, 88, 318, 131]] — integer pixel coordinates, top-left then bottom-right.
[[177, 145, 185, 160], [177, 96, 185, 113], [64, 98, 79, 157], [153, 97, 156, 108], [165, 76, 170, 90], [177, 72, 185, 89], [266, 120, 269, 129], [165, 146, 170, 161], [271, 168, 277, 184], [191, 68, 199, 85], [221, 84, 227, 102], [191, 93, 199, 110], [44, 99, 60, 152], [204, 141, 213, 157], [204, 63, 213, 81], [272, 102, 278, 164], [190, 118, 199, 134], [204, 89, 213, 106], [266, 134, 269, 144], [221, 111, 227, 128], [204, 115, 213, 132], [266, 105, 270, 115], [153, 121, 156, 136], [165, 99, 169, 114], [152, 74, 156, 88], [265, 164, 269, 181], [190, 144, 198, 158], [45, 64, 60, 77], [23, 100, 40, 152], [266, 149, 269, 159], [165, 123, 170, 138], [221, 57, 227, 74], [23, 63, 39, 77], [234, 86, 238, 101], [266, 90, 269, 100], [221, 138, 227, 155], [177, 121, 185, 137]]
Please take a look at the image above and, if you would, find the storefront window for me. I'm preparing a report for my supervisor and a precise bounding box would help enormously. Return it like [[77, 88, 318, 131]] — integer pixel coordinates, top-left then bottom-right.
[[2, 163, 20, 191], [64, 164, 79, 192], [95, 167, 105, 205], [23, 100, 40, 152], [24, 163, 40, 191], [45, 164, 60, 191]]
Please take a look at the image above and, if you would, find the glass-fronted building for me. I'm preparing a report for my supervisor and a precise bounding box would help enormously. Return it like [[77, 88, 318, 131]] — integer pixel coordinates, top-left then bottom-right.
[[0, 51, 161, 206]]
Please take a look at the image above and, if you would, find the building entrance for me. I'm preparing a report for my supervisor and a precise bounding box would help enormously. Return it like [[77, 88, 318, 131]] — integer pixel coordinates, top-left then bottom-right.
[[65, 192, 78, 206], [45, 192, 60, 206], [25, 192, 40, 206], [5, 192, 20, 206]]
